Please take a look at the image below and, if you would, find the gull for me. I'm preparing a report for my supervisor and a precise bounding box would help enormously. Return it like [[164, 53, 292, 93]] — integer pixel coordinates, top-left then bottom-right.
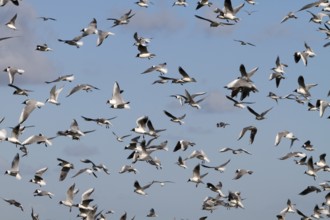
[[299, 185, 321, 195], [278, 151, 306, 160], [296, 209, 313, 220], [224, 78, 258, 101], [316, 99, 330, 117], [307, 10, 329, 24], [219, 147, 252, 155], [58, 35, 84, 48], [269, 73, 285, 89], [188, 164, 208, 187], [146, 208, 157, 217], [57, 158, 74, 181], [267, 92, 281, 103], [131, 116, 149, 135], [146, 119, 166, 137], [133, 180, 155, 195], [135, 0, 152, 7], [281, 12, 298, 23], [141, 62, 167, 75], [237, 125, 257, 144], [173, 0, 188, 7], [80, 159, 110, 174], [225, 95, 254, 109], [214, 0, 245, 22], [245, 0, 256, 4], [46, 85, 64, 105], [119, 165, 138, 174], [0, 0, 19, 6], [36, 44, 52, 51], [4, 66, 24, 85], [5, 153, 21, 180], [247, 106, 273, 120], [81, 116, 117, 128], [216, 122, 229, 128], [133, 32, 152, 47], [1, 198, 23, 211], [163, 110, 186, 125], [96, 29, 114, 46], [227, 191, 244, 209], [59, 183, 77, 212], [136, 44, 155, 59], [244, 10, 257, 15], [201, 159, 231, 172], [305, 156, 323, 180], [153, 180, 174, 187], [22, 133, 55, 147], [57, 119, 95, 140], [297, 0, 329, 12], [184, 89, 206, 109], [185, 150, 210, 163], [315, 153, 327, 168], [112, 132, 131, 142], [173, 139, 195, 152], [279, 199, 296, 215], [38, 16, 56, 21], [194, 15, 234, 27], [33, 189, 54, 199], [302, 140, 315, 151], [196, 0, 212, 10], [175, 156, 187, 169], [239, 64, 259, 82], [72, 168, 97, 178], [275, 131, 299, 147], [75, 188, 95, 213], [81, 18, 98, 37], [29, 167, 48, 187], [320, 181, 330, 190], [293, 75, 317, 98], [45, 74, 74, 84], [206, 182, 226, 197], [295, 156, 308, 166], [307, 102, 318, 111], [171, 66, 196, 84], [322, 192, 330, 206], [271, 56, 288, 74], [234, 39, 255, 46], [312, 204, 330, 219], [294, 42, 316, 66], [106, 81, 130, 109], [66, 83, 99, 97], [31, 207, 39, 220], [6, 13, 17, 30], [8, 84, 33, 96], [4, 124, 22, 146], [233, 169, 253, 180], [107, 9, 135, 28]]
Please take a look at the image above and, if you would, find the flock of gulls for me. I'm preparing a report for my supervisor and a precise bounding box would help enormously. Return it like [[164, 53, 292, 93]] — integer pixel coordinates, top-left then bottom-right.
[[0, 0, 330, 219]]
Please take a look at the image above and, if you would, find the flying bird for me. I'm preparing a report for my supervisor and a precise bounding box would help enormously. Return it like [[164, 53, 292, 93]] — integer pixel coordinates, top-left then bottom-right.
[[234, 39, 256, 46], [5, 153, 21, 180], [246, 106, 273, 120], [194, 15, 234, 27], [66, 84, 99, 97], [187, 164, 208, 187], [107, 9, 135, 28], [163, 110, 186, 125], [45, 74, 74, 84], [5, 13, 17, 30], [275, 131, 299, 147], [237, 125, 257, 144]]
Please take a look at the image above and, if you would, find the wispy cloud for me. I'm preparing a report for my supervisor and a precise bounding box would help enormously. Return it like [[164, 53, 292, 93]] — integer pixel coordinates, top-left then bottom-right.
[[202, 90, 235, 113], [62, 143, 100, 158], [0, 4, 57, 85]]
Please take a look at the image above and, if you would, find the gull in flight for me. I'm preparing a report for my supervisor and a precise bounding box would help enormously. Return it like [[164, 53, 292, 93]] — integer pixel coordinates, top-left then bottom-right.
[[194, 15, 234, 27], [275, 130, 299, 148], [188, 164, 208, 187], [201, 159, 231, 172], [112, 131, 131, 142], [234, 39, 255, 46], [163, 110, 186, 125], [58, 35, 84, 48], [5, 153, 21, 180], [294, 42, 316, 66], [293, 75, 317, 98], [8, 84, 33, 96], [19, 99, 45, 124], [214, 0, 245, 22], [106, 81, 130, 109], [196, 0, 212, 10], [57, 158, 74, 181], [107, 9, 135, 28], [141, 62, 167, 75], [45, 74, 74, 84], [6, 13, 18, 30], [246, 106, 273, 120], [133, 180, 155, 196], [80, 18, 98, 37], [66, 83, 99, 97], [237, 125, 257, 144], [81, 116, 117, 128], [1, 198, 23, 211], [280, 12, 298, 23], [29, 167, 48, 187], [45, 85, 64, 105], [226, 95, 255, 109], [4, 66, 24, 85]]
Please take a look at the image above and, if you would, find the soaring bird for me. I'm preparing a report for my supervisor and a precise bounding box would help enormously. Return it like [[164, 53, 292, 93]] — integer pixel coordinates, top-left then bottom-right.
[[237, 126, 258, 144]]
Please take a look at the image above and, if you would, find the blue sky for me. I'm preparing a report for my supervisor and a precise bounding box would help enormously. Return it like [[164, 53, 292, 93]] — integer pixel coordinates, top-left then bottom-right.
[[0, 0, 330, 219]]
